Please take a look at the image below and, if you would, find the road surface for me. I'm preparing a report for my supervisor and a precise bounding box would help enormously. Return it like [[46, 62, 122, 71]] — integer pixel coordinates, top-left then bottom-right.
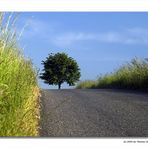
[[40, 89, 148, 137]]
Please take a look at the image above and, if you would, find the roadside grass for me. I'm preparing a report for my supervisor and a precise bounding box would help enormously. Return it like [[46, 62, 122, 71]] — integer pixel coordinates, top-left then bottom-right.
[[76, 58, 148, 91], [76, 80, 98, 89], [0, 13, 40, 136]]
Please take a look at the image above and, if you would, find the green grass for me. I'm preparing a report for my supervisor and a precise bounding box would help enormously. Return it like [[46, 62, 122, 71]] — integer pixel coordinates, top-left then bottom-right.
[[76, 57, 148, 91], [76, 80, 98, 89], [0, 13, 40, 136]]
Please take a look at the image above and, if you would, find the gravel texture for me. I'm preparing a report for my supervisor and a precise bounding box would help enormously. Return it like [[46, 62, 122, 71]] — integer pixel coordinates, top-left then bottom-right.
[[40, 89, 148, 137]]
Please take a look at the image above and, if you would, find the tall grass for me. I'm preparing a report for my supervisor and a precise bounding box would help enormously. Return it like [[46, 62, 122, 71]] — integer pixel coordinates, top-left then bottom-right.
[[76, 57, 148, 91], [0, 13, 40, 136], [76, 80, 97, 89]]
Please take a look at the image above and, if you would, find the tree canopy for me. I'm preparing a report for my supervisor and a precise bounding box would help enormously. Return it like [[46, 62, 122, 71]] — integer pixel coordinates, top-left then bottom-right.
[[40, 52, 81, 89]]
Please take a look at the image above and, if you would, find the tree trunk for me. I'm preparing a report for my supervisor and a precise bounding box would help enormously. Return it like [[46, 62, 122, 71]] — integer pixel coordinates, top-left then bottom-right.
[[58, 83, 61, 89]]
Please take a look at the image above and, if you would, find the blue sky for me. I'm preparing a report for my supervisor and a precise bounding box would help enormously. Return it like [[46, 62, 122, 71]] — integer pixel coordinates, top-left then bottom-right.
[[17, 12, 148, 89]]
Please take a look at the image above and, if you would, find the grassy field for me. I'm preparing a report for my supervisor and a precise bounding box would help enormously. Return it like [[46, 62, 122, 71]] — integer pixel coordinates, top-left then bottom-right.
[[76, 58, 148, 91], [0, 13, 40, 136]]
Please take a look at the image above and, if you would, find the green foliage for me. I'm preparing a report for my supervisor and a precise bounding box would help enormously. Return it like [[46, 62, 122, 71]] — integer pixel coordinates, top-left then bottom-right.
[[0, 13, 40, 136], [76, 80, 98, 89], [40, 52, 81, 89], [76, 57, 148, 91]]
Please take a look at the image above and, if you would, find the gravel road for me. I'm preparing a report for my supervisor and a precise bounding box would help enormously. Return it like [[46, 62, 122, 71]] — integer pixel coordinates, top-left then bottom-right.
[[40, 89, 148, 137]]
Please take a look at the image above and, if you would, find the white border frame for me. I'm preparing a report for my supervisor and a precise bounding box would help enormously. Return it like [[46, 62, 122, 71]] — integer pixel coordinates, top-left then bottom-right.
[[0, 0, 148, 11], [1, 138, 148, 148], [0, 0, 148, 148]]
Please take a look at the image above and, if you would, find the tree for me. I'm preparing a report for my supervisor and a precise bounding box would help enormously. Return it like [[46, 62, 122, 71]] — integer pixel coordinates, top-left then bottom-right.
[[40, 52, 81, 89]]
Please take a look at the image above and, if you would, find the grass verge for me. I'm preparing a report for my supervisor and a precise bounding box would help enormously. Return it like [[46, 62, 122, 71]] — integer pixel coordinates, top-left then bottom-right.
[[0, 13, 40, 136], [76, 57, 148, 91]]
